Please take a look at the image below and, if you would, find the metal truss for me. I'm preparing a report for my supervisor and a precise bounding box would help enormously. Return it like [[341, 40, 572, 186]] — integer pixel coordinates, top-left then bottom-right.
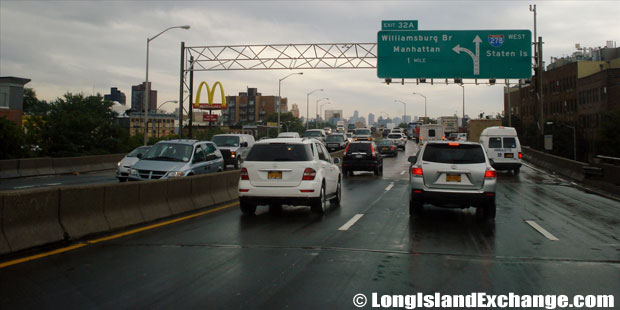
[[185, 43, 377, 71]]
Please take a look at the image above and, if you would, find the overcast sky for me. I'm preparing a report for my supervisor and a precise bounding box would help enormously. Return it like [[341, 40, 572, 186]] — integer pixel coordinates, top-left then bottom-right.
[[1, 0, 618, 121]]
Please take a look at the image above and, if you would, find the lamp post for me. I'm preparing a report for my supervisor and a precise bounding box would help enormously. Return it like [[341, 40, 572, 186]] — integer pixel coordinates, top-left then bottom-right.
[[278, 72, 303, 134], [458, 84, 465, 122], [412, 92, 427, 118], [315, 97, 329, 128], [394, 100, 407, 125], [306, 89, 323, 130], [320, 101, 331, 125], [144, 25, 190, 146]]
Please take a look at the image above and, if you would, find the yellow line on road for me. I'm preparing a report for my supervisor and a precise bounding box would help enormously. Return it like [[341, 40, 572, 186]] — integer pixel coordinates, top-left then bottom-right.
[[0, 202, 238, 269]]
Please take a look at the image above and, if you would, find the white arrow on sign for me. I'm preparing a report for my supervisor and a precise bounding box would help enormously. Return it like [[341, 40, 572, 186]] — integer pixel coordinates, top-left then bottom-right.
[[452, 35, 482, 75]]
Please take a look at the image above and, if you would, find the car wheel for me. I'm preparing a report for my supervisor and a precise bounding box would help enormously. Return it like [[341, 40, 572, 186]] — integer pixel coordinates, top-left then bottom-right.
[[330, 177, 341, 207], [374, 167, 380, 176], [311, 183, 327, 214], [240, 200, 257, 215], [513, 167, 520, 175], [234, 159, 240, 170], [342, 168, 348, 177], [409, 197, 423, 215], [269, 204, 283, 215], [478, 200, 496, 221]]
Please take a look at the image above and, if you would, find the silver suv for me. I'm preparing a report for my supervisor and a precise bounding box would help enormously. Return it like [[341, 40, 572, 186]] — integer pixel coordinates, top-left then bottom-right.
[[407, 141, 497, 220], [129, 139, 223, 180]]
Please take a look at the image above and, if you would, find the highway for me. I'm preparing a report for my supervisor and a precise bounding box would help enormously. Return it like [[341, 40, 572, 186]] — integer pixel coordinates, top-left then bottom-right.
[[1, 140, 619, 309], [0, 170, 118, 191]]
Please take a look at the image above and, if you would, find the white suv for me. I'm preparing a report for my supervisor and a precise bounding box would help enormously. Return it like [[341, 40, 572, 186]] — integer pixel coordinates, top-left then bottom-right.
[[238, 138, 342, 214]]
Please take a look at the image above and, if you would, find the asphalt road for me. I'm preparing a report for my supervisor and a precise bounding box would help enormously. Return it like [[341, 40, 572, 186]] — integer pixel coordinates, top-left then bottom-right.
[[0, 170, 118, 191], [1, 140, 619, 309]]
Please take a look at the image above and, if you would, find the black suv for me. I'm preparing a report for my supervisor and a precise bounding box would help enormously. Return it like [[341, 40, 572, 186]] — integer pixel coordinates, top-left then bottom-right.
[[325, 133, 348, 152], [342, 141, 383, 176]]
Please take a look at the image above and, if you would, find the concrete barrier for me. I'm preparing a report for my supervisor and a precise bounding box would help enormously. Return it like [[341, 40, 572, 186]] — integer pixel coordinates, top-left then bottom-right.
[[167, 178, 195, 215], [225, 170, 241, 201], [52, 157, 77, 175], [522, 146, 586, 181], [1, 188, 64, 252], [0, 196, 11, 255], [191, 174, 215, 209], [18, 158, 54, 177], [59, 185, 110, 240], [211, 172, 233, 205], [139, 179, 172, 222], [0, 159, 20, 179], [103, 182, 144, 230]]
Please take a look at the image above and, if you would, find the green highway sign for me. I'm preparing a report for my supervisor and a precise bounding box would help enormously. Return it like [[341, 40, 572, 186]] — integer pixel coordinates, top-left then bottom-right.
[[377, 30, 532, 79], [381, 20, 418, 31]]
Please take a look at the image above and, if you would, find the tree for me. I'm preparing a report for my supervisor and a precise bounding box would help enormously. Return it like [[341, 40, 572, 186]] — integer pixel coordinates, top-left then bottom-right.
[[0, 117, 27, 159], [22, 88, 50, 115], [266, 112, 304, 135]]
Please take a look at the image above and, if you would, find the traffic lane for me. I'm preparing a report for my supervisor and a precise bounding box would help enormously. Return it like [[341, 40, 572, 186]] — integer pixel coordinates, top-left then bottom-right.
[[0, 170, 118, 191]]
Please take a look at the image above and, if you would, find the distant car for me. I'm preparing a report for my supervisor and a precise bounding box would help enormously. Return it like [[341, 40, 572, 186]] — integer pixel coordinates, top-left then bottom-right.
[[386, 133, 407, 150], [342, 141, 383, 176], [376, 139, 398, 157], [116, 146, 151, 182], [449, 133, 467, 142], [418, 124, 445, 145], [325, 133, 348, 152], [345, 132, 353, 143], [347, 123, 357, 132], [278, 132, 301, 138], [382, 129, 390, 138], [479, 126, 522, 174], [391, 128, 403, 134], [352, 128, 372, 141], [323, 127, 333, 135], [211, 134, 255, 169], [129, 140, 223, 180], [238, 138, 341, 215], [303, 129, 326, 143], [407, 141, 497, 220]]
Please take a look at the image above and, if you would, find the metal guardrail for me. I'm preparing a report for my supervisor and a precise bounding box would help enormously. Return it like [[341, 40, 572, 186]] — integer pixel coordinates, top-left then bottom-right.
[[596, 155, 620, 165]]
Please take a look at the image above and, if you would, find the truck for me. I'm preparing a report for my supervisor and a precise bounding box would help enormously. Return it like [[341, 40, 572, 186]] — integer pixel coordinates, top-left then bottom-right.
[[438, 116, 459, 134], [467, 119, 502, 142], [336, 120, 345, 132]]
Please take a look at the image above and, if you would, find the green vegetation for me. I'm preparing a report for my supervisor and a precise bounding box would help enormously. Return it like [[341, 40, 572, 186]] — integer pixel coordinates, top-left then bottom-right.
[[0, 116, 27, 159]]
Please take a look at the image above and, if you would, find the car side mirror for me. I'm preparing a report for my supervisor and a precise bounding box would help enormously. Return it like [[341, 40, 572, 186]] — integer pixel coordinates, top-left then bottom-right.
[[241, 142, 248, 147], [408, 155, 417, 163], [333, 157, 341, 164], [137, 153, 143, 159]]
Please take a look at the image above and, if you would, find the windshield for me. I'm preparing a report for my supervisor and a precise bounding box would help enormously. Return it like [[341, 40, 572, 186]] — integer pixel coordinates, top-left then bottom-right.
[[326, 135, 344, 142], [346, 133, 352, 138], [142, 143, 193, 162], [355, 129, 371, 135], [387, 134, 402, 139], [422, 143, 485, 164], [127, 146, 150, 157], [245, 144, 313, 161], [377, 140, 393, 146], [303, 131, 322, 137], [212, 136, 240, 147]]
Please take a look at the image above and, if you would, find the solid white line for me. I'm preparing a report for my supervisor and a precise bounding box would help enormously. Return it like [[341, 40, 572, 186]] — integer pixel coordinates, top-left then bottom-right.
[[46, 183, 62, 186], [385, 182, 394, 191], [525, 220, 559, 241], [338, 214, 364, 231], [400, 170, 406, 175], [13, 185, 35, 189]]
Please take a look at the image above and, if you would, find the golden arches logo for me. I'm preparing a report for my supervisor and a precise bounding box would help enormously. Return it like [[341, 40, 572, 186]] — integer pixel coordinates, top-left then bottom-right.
[[194, 81, 226, 109]]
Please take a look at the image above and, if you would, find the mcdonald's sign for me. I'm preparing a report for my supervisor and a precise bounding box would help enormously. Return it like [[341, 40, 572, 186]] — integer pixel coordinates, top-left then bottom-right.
[[194, 81, 226, 109]]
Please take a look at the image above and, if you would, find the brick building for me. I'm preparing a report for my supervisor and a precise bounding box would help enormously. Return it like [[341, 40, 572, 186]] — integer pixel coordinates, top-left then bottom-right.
[[222, 87, 287, 126]]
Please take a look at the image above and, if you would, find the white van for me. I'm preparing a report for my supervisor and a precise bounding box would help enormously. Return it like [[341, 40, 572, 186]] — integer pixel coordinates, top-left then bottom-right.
[[418, 124, 445, 145], [479, 126, 522, 174]]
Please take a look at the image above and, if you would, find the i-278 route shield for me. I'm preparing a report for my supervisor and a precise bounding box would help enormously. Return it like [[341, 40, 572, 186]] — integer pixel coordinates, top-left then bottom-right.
[[377, 30, 532, 79]]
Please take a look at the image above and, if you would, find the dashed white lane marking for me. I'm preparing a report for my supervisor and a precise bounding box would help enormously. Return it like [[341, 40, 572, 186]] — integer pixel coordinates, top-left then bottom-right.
[[385, 182, 394, 191], [46, 183, 62, 186], [525, 220, 559, 241], [400, 170, 406, 175], [13, 185, 35, 189], [338, 214, 364, 231]]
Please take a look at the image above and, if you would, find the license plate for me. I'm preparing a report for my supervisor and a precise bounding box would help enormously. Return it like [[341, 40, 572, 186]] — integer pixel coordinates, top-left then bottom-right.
[[355, 155, 363, 158], [268, 171, 282, 179], [381, 147, 388, 151], [446, 174, 461, 182], [504, 153, 514, 158], [329, 144, 338, 147]]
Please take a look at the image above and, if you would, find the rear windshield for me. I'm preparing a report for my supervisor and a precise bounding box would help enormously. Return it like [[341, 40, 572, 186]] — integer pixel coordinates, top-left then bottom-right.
[[377, 140, 393, 146], [503, 137, 517, 148], [303, 131, 322, 137], [245, 144, 313, 161], [326, 135, 344, 142], [488, 137, 502, 148], [387, 134, 402, 139], [422, 144, 486, 164], [355, 129, 371, 135], [428, 129, 436, 137], [347, 143, 372, 153], [212, 135, 240, 147]]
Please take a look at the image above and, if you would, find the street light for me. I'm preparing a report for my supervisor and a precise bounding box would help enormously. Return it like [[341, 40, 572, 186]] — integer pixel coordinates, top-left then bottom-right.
[[412, 92, 427, 118], [156, 100, 178, 113], [144, 25, 190, 146], [306, 89, 324, 130], [278, 72, 303, 134], [320, 101, 331, 125], [394, 100, 407, 124], [315, 97, 329, 128]]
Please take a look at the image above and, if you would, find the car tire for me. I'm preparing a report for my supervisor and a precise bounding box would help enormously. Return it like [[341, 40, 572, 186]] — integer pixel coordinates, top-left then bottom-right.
[[513, 167, 520, 175], [330, 177, 342, 207], [409, 198, 423, 215], [379, 165, 383, 176], [342, 168, 348, 177], [311, 183, 327, 214], [234, 159, 240, 170], [240, 200, 257, 215], [479, 200, 496, 221], [374, 167, 380, 176], [269, 204, 283, 215]]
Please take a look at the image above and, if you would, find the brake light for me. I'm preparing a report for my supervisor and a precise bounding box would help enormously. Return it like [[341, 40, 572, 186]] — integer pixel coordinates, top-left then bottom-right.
[[518, 152, 522, 159], [240, 168, 249, 180], [411, 167, 423, 176], [448, 142, 460, 146], [391, 146, 395, 150], [370, 144, 377, 158], [343, 143, 350, 156], [239, 189, 249, 192], [442, 136, 446, 140], [485, 169, 497, 179], [302, 168, 316, 180]]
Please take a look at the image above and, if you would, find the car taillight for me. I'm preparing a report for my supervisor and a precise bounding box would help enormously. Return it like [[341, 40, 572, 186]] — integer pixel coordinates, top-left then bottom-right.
[[448, 142, 460, 146], [240, 168, 249, 180], [302, 168, 316, 181], [343, 143, 350, 156], [442, 136, 446, 140], [370, 144, 377, 158], [391, 146, 395, 150], [485, 169, 497, 179], [411, 167, 423, 176], [518, 152, 522, 159]]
